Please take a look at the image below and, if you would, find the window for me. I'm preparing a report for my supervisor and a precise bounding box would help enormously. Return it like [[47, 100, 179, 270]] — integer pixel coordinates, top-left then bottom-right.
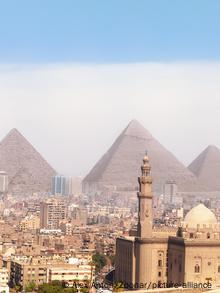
[[190, 233, 194, 239], [195, 265, 200, 273], [158, 271, 162, 277], [218, 265, 220, 273], [207, 233, 210, 239], [158, 260, 162, 267]]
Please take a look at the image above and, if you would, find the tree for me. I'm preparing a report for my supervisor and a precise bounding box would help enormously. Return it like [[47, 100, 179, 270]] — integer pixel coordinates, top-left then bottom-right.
[[63, 288, 78, 293], [14, 284, 23, 293], [92, 253, 107, 273], [80, 288, 89, 293], [109, 255, 116, 266], [25, 281, 36, 292], [38, 281, 64, 293], [113, 281, 125, 292]]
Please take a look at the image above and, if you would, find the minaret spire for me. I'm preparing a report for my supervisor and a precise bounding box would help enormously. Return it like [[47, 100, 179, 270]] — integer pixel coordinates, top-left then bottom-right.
[[137, 152, 153, 238], [141, 151, 151, 176]]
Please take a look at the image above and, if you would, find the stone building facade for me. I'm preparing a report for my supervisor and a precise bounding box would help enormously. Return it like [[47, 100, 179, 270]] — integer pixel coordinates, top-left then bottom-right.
[[115, 154, 220, 288], [168, 204, 220, 284]]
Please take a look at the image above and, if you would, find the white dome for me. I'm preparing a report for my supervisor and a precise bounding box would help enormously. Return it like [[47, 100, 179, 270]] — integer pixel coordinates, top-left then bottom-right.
[[184, 203, 217, 228]]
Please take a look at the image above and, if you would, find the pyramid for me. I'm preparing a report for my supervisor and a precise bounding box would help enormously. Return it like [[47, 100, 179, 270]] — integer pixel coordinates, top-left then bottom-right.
[[188, 145, 220, 191], [83, 120, 199, 195], [0, 129, 56, 195]]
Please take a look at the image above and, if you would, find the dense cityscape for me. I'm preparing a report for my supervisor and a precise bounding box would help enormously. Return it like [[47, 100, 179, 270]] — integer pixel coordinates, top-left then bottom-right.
[[0, 120, 220, 292]]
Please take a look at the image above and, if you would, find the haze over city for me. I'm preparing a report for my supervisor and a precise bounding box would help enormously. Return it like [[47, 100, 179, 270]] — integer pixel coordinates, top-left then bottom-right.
[[1, 62, 220, 176]]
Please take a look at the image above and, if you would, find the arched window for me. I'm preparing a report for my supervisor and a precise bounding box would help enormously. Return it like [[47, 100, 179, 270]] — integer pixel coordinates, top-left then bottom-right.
[[194, 264, 200, 273], [158, 260, 162, 267], [207, 232, 210, 239]]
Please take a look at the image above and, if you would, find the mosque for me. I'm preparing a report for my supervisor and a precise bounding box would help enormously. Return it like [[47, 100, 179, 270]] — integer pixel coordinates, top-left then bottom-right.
[[115, 154, 220, 288]]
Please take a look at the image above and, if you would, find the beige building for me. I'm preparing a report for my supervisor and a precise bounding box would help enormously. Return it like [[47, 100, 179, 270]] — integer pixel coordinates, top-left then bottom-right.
[[0, 267, 9, 293], [47, 264, 94, 286], [10, 258, 47, 287], [69, 205, 87, 226], [40, 198, 66, 229], [10, 256, 94, 288], [115, 154, 220, 288], [60, 221, 72, 235], [19, 215, 40, 231], [168, 203, 220, 285]]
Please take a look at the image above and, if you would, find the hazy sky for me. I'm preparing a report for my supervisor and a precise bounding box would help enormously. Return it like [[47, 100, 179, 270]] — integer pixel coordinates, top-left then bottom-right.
[[0, 1, 220, 176], [1, 62, 220, 176]]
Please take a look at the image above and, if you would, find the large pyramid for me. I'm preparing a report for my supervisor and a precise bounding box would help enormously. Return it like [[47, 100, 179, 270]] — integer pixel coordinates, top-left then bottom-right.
[[83, 120, 199, 195], [0, 129, 56, 195], [188, 145, 220, 191]]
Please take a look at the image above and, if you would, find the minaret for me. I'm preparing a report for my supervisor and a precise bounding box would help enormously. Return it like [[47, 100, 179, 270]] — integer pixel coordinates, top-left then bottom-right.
[[137, 153, 153, 238]]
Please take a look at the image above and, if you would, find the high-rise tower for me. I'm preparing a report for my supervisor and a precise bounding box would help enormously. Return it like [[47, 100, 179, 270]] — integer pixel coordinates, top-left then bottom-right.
[[137, 153, 153, 238], [40, 198, 66, 229], [0, 171, 8, 193]]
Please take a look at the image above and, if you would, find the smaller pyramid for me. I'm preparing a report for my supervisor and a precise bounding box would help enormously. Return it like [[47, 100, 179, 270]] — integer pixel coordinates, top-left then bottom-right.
[[188, 145, 220, 191], [0, 128, 56, 195]]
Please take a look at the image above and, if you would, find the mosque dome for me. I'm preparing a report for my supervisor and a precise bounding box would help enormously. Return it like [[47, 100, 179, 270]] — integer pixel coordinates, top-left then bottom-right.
[[184, 203, 217, 228]]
